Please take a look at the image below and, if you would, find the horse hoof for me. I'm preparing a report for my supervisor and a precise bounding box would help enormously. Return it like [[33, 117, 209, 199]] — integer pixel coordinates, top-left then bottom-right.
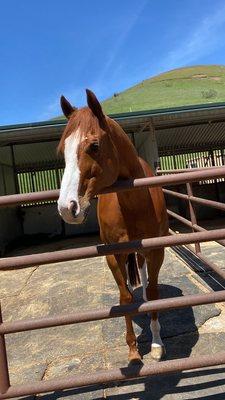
[[129, 350, 142, 363], [150, 345, 166, 361]]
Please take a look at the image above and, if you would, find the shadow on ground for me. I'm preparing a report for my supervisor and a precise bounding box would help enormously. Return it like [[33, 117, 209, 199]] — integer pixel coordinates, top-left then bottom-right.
[[18, 283, 216, 400]]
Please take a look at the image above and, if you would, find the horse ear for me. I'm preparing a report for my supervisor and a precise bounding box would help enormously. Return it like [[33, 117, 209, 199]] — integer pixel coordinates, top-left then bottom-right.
[[60, 95, 75, 119], [86, 89, 105, 121]]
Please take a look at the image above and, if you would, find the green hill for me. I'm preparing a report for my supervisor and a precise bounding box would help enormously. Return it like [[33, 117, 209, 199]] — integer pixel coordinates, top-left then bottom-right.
[[54, 65, 225, 119], [102, 65, 225, 114]]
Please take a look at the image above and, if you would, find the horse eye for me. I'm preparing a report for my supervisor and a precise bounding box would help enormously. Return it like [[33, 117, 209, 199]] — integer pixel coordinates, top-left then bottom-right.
[[89, 142, 99, 153]]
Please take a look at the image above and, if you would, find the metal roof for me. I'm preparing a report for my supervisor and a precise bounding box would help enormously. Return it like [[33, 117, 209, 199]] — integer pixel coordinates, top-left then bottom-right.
[[1, 102, 225, 167]]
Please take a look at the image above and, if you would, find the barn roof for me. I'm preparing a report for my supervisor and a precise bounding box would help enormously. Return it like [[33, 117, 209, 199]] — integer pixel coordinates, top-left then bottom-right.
[[1, 102, 225, 167]]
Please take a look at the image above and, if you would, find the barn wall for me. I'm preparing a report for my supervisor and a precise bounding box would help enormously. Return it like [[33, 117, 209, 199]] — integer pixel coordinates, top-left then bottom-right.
[[22, 199, 99, 236]]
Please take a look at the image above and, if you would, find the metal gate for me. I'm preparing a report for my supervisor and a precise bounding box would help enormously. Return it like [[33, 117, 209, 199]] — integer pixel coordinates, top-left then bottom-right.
[[1, 167, 225, 399]]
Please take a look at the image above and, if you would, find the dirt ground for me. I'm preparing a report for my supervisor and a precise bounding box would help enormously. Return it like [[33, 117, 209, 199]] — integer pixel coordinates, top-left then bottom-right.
[[1, 235, 225, 399]]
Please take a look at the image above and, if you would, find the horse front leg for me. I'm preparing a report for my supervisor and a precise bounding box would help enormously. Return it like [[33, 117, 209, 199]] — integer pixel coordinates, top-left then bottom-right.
[[137, 254, 148, 301], [145, 248, 165, 361], [106, 254, 141, 363]]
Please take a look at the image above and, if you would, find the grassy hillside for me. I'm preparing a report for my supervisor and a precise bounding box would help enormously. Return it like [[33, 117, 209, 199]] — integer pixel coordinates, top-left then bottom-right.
[[54, 65, 225, 119], [102, 65, 225, 114]]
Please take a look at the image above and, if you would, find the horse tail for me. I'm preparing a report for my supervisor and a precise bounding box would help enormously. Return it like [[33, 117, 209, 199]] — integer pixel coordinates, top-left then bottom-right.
[[127, 253, 140, 288]]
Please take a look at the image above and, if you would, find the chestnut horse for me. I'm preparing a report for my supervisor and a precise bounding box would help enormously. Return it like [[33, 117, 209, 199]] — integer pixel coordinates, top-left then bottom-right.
[[57, 89, 168, 362]]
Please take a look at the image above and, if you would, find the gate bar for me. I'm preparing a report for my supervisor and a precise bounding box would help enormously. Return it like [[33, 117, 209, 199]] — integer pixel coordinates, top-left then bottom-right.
[[0, 306, 10, 395], [169, 229, 225, 281], [1, 290, 225, 335], [187, 183, 201, 253], [163, 188, 225, 212], [1, 352, 225, 399], [157, 166, 224, 174], [0, 167, 225, 207], [167, 209, 193, 228], [195, 252, 225, 282], [1, 228, 225, 270], [167, 209, 225, 248]]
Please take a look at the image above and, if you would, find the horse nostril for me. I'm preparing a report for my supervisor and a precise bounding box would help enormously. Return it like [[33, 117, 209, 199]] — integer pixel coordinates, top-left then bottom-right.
[[69, 201, 79, 218]]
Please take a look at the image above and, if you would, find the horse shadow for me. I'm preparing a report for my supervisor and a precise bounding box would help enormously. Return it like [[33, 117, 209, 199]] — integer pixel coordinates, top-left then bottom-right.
[[103, 283, 225, 399], [119, 283, 200, 399], [133, 283, 199, 359], [28, 282, 222, 400]]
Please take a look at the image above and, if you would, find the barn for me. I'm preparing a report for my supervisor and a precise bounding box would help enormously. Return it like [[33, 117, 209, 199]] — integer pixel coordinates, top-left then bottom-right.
[[1, 101, 225, 253]]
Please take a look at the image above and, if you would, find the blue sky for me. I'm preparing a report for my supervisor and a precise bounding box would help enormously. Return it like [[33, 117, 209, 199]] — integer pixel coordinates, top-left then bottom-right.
[[1, 0, 225, 125]]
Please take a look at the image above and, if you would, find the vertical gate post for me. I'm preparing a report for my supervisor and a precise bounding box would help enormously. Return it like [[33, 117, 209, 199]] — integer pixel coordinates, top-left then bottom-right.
[[0, 303, 10, 395], [210, 149, 220, 202], [186, 182, 201, 254]]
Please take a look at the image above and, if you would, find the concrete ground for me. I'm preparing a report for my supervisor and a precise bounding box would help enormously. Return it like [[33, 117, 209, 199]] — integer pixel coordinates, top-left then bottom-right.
[[1, 236, 225, 399]]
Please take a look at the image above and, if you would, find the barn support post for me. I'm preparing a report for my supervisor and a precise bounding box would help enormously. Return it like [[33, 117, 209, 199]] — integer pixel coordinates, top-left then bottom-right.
[[172, 151, 177, 170], [186, 182, 201, 254], [10, 145, 19, 194], [10, 144, 24, 235], [210, 149, 220, 203], [134, 120, 159, 173], [56, 167, 65, 237], [0, 304, 10, 395], [31, 171, 35, 192], [149, 119, 159, 173], [221, 148, 225, 165], [131, 132, 135, 146], [1, 165, 7, 195]]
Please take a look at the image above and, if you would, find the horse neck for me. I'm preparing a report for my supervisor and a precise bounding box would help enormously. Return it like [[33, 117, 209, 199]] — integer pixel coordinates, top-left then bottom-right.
[[108, 120, 144, 179]]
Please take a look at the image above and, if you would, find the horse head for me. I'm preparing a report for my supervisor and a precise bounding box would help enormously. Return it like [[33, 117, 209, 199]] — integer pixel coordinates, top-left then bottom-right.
[[57, 89, 119, 224]]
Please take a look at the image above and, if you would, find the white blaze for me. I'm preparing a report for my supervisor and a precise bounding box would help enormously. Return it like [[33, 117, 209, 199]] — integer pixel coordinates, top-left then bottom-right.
[[57, 131, 82, 224]]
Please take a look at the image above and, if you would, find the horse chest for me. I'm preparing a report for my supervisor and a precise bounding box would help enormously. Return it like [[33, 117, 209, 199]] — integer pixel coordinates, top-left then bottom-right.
[[98, 192, 160, 242]]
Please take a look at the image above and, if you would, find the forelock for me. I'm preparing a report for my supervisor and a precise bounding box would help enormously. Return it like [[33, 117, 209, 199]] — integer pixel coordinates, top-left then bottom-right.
[[57, 107, 102, 154]]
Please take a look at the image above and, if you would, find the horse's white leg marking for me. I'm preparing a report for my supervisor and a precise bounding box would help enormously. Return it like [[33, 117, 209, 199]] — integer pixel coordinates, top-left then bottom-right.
[[139, 260, 148, 301], [125, 262, 133, 293], [58, 130, 84, 224], [150, 319, 163, 348]]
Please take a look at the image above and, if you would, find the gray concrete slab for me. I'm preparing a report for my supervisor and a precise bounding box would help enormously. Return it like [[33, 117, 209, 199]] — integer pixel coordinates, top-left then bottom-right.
[[1, 240, 225, 399], [201, 241, 225, 270]]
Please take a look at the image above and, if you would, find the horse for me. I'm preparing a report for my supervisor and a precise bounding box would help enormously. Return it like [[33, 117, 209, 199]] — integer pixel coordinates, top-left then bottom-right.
[[57, 89, 169, 362]]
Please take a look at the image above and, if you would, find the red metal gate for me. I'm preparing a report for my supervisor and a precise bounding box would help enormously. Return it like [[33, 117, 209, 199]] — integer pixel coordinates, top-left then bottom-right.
[[1, 166, 225, 399]]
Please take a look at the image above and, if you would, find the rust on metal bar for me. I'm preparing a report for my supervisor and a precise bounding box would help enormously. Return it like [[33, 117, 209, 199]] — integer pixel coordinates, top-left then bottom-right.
[[1, 228, 225, 270], [0, 305, 10, 395], [1, 290, 225, 335], [167, 209, 193, 228], [163, 188, 189, 199], [169, 227, 225, 281], [1, 352, 225, 399], [164, 188, 225, 212], [167, 209, 225, 248], [157, 166, 224, 174], [188, 223, 225, 248], [0, 189, 59, 207], [196, 252, 225, 281], [189, 196, 225, 211], [0, 167, 225, 208], [186, 183, 201, 253]]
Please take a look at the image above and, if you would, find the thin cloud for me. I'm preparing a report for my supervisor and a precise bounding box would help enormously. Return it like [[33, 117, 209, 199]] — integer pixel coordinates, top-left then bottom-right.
[[42, 1, 148, 119], [39, 98, 59, 121], [40, 87, 84, 120], [96, 0, 148, 84], [42, 2, 225, 121], [164, 4, 225, 70]]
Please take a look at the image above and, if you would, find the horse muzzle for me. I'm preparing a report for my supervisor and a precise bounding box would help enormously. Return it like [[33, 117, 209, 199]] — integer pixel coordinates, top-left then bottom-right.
[[58, 197, 91, 225]]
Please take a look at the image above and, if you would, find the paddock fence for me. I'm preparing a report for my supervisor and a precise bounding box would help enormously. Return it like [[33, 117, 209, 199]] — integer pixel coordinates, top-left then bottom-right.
[[1, 166, 225, 398]]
